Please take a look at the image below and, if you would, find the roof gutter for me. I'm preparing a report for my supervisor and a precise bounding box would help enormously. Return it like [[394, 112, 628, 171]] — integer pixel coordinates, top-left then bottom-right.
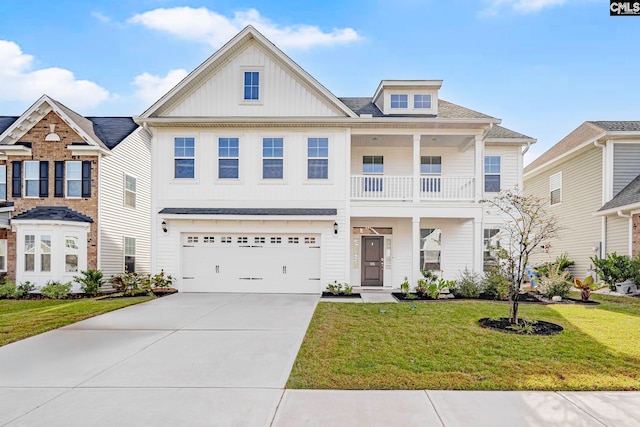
[[522, 141, 531, 155]]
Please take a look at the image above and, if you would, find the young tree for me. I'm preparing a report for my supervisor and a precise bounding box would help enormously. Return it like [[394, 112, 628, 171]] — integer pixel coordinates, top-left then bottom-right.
[[481, 190, 560, 323]]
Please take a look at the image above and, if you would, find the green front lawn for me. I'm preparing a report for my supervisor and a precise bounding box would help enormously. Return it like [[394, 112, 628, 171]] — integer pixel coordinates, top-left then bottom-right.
[[287, 294, 640, 390], [0, 297, 153, 347]]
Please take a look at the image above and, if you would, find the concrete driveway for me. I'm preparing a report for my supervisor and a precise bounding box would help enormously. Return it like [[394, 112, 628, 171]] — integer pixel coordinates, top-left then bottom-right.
[[0, 293, 319, 427]]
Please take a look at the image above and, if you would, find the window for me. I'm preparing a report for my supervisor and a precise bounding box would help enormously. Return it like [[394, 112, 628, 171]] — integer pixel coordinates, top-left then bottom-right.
[[483, 229, 500, 271], [124, 174, 136, 208], [65, 235, 79, 273], [174, 137, 195, 179], [420, 228, 441, 271], [0, 240, 6, 272], [414, 94, 432, 109], [550, 172, 562, 205], [124, 237, 136, 273], [66, 161, 82, 198], [421, 156, 441, 192], [484, 156, 501, 192], [237, 237, 248, 244], [288, 237, 299, 244], [187, 236, 198, 244], [254, 237, 265, 244], [40, 235, 51, 272], [24, 234, 35, 272], [244, 71, 259, 100], [263, 138, 283, 179], [363, 156, 384, 191], [203, 236, 214, 243], [307, 138, 328, 179], [24, 161, 39, 197], [271, 237, 282, 244], [218, 138, 239, 179], [0, 165, 5, 200], [221, 237, 232, 243], [390, 94, 408, 109]]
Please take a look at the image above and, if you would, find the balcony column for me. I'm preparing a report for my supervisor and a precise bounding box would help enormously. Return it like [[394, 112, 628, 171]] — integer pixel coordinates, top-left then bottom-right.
[[413, 134, 421, 202], [474, 135, 484, 201], [412, 216, 421, 286]]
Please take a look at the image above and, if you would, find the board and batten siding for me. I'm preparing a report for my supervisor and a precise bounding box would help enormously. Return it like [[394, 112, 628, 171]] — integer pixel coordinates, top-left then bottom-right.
[[524, 146, 603, 278], [613, 143, 640, 196], [606, 215, 631, 255], [166, 42, 345, 117], [99, 128, 151, 277]]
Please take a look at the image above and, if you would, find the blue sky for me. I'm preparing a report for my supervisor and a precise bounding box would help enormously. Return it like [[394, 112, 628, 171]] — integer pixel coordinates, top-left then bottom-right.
[[0, 0, 637, 163]]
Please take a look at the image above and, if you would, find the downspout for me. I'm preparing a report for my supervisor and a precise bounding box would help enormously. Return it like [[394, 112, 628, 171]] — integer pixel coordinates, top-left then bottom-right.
[[522, 141, 531, 155], [142, 122, 153, 137], [618, 210, 633, 256], [594, 140, 606, 255]]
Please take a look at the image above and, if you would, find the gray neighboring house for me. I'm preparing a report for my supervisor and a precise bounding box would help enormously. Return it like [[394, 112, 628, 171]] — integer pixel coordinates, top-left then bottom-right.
[[524, 121, 640, 278]]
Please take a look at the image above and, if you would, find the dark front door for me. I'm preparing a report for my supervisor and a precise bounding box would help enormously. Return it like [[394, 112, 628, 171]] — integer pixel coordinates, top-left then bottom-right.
[[361, 236, 383, 286]]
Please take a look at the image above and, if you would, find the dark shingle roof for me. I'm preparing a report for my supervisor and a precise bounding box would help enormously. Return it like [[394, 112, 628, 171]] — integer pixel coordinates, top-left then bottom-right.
[[159, 208, 337, 216], [337, 98, 495, 120], [0, 117, 18, 134], [12, 206, 94, 223], [588, 121, 640, 132], [338, 98, 384, 117], [486, 125, 533, 140], [599, 173, 640, 211], [88, 117, 139, 149]]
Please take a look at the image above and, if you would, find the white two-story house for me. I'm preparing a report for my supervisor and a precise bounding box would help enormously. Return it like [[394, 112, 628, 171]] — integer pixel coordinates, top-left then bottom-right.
[[137, 26, 534, 293]]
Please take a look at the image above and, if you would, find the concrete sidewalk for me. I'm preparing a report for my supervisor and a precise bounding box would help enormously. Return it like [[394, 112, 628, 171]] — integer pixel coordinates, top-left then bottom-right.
[[1, 293, 639, 426]]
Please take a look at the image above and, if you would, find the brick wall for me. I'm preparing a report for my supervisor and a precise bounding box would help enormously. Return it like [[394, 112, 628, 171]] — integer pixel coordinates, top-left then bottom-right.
[[633, 213, 640, 258], [1, 111, 99, 281]]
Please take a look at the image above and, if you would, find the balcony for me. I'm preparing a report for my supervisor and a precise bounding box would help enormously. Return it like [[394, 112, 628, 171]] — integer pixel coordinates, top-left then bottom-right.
[[350, 175, 475, 201]]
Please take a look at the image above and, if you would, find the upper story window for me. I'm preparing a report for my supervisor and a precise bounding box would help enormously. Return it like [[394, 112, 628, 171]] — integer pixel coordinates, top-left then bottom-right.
[[174, 137, 195, 179], [307, 138, 328, 179], [484, 156, 501, 193], [124, 174, 136, 208], [262, 138, 283, 179], [390, 94, 408, 109], [66, 161, 82, 198], [550, 172, 562, 205], [24, 161, 40, 197], [218, 138, 239, 179], [244, 71, 260, 101], [420, 156, 441, 174], [0, 165, 6, 201], [414, 94, 432, 109], [363, 156, 384, 174]]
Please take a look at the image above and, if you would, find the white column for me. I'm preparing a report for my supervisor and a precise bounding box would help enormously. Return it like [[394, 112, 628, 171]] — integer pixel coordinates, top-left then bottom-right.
[[473, 218, 484, 274], [412, 216, 421, 286], [413, 134, 421, 203], [474, 135, 484, 201]]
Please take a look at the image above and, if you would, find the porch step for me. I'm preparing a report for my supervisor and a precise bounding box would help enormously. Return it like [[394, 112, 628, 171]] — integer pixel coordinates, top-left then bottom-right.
[[354, 287, 398, 293]]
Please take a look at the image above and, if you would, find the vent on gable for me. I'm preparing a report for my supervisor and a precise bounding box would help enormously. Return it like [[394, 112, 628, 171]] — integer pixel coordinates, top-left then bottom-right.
[[45, 124, 60, 142]]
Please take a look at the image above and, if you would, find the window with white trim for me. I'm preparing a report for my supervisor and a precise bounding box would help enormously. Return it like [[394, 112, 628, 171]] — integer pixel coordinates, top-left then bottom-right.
[[0, 240, 6, 272], [218, 138, 239, 179], [484, 156, 501, 192], [65, 235, 79, 273], [66, 161, 82, 198], [24, 234, 35, 271], [390, 94, 408, 109], [40, 235, 51, 272], [263, 138, 283, 179], [363, 156, 384, 192], [550, 172, 562, 205], [24, 161, 39, 197], [124, 237, 136, 273], [174, 137, 195, 179], [421, 156, 442, 192], [307, 138, 328, 179], [0, 165, 6, 201], [414, 94, 432, 109], [483, 229, 500, 271], [420, 228, 441, 271], [243, 71, 259, 101], [124, 174, 136, 208]]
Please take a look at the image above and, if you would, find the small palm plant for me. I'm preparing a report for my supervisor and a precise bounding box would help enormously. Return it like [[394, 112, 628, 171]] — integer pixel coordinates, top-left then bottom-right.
[[574, 276, 594, 301]]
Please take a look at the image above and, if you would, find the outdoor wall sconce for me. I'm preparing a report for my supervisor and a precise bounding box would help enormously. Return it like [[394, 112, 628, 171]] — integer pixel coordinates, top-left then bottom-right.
[[334, 222, 338, 235], [161, 221, 168, 233]]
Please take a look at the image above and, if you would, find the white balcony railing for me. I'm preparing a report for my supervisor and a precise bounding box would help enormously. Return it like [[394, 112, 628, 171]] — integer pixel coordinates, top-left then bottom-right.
[[350, 175, 475, 201], [350, 175, 413, 200], [420, 177, 475, 200]]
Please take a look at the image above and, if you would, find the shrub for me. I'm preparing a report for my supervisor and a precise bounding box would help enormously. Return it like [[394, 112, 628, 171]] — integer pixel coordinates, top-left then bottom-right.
[[74, 270, 104, 295], [342, 283, 353, 295], [0, 279, 19, 299], [40, 281, 72, 299], [453, 267, 482, 298], [400, 281, 410, 295], [574, 276, 595, 301], [17, 281, 36, 297], [536, 252, 575, 278], [150, 270, 174, 289], [427, 279, 455, 299], [483, 267, 510, 300], [326, 282, 343, 295], [538, 264, 572, 298], [111, 272, 147, 295], [591, 252, 634, 290]]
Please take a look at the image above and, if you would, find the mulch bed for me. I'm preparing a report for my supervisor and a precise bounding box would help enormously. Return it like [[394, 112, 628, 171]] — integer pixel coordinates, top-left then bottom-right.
[[321, 292, 361, 298], [479, 317, 564, 335], [392, 292, 544, 303]]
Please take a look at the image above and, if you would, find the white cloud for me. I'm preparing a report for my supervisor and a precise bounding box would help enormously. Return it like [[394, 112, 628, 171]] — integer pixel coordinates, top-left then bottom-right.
[[132, 69, 189, 104], [91, 11, 111, 23], [0, 40, 110, 110], [128, 7, 361, 49], [484, 0, 569, 14]]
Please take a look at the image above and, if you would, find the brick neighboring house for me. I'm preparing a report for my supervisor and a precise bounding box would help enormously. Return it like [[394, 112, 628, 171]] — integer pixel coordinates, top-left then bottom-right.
[[0, 95, 151, 289]]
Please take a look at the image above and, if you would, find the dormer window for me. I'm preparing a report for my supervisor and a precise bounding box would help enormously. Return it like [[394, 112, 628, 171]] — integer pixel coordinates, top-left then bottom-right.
[[390, 94, 408, 109], [414, 94, 432, 109], [244, 71, 260, 101]]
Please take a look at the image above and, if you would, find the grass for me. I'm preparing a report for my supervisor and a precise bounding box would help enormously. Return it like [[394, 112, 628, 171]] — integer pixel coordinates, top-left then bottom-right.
[[287, 293, 640, 390], [0, 297, 153, 347]]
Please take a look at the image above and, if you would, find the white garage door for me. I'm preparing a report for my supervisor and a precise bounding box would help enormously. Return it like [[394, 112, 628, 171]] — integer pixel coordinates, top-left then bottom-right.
[[181, 234, 321, 293]]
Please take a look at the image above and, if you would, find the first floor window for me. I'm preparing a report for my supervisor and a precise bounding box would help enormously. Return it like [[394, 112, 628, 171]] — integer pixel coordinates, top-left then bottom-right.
[[40, 235, 51, 272], [24, 161, 39, 197], [263, 138, 283, 179], [174, 137, 195, 179], [124, 174, 136, 208], [0, 165, 6, 200], [65, 235, 79, 273], [124, 237, 136, 273], [66, 161, 82, 197], [307, 138, 328, 179], [420, 228, 441, 271], [25, 234, 35, 271], [550, 172, 562, 205], [483, 229, 501, 271], [0, 240, 6, 272], [484, 156, 501, 192], [218, 138, 239, 179]]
